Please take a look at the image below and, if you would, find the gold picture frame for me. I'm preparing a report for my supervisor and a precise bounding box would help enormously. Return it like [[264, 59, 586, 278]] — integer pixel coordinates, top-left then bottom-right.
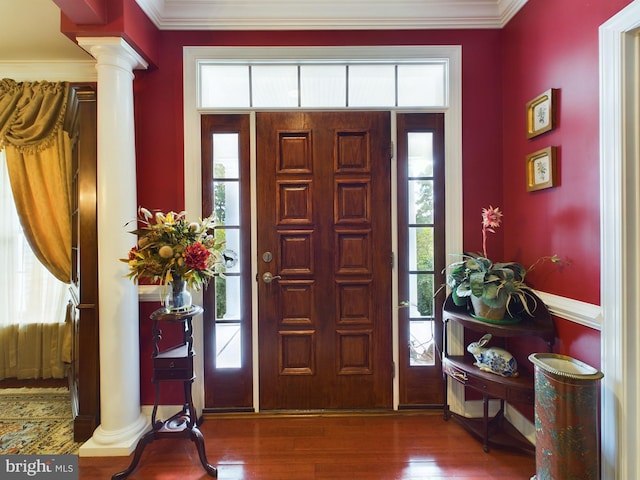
[[526, 146, 557, 192], [526, 88, 557, 139]]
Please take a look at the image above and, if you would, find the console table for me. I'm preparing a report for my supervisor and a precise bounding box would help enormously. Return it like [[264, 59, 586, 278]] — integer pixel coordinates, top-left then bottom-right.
[[112, 305, 217, 479], [442, 293, 554, 454]]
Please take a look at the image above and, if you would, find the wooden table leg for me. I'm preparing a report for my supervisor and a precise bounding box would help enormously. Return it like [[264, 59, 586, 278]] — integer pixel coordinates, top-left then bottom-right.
[[111, 429, 157, 480], [191, 425, 218, 477]]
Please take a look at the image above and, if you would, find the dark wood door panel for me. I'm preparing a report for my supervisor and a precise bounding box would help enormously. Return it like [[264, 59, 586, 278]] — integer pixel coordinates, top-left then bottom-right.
[[257, 111, 392, 410]]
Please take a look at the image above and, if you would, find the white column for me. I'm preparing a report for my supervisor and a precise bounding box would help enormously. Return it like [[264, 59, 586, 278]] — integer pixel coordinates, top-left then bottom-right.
[[77, 37, 149, 456]]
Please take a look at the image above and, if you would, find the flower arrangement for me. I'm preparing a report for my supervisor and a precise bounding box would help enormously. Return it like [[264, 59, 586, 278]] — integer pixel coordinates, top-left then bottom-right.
[[445, 206, 561, 319], [121, 207, 228, 292]]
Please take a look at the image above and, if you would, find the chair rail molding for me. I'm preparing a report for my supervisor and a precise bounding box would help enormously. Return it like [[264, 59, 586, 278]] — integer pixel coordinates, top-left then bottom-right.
[[535, 290, 601, 331]]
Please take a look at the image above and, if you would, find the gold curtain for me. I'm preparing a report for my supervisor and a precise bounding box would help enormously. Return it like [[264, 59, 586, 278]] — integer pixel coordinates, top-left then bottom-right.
[[0, 79, 71, 283]]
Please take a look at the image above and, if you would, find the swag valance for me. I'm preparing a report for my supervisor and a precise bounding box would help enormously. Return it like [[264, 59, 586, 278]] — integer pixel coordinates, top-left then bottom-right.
[[0, 78, 69, 153], [0, 79, 72, 283]]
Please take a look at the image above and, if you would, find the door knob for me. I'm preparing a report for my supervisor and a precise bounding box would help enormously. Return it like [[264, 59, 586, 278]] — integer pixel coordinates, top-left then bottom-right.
[[262, 272, 282, 284]]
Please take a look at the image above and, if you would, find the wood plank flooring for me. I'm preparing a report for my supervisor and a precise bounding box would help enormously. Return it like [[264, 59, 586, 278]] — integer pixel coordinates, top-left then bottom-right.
[[79, 412, 536, 479]]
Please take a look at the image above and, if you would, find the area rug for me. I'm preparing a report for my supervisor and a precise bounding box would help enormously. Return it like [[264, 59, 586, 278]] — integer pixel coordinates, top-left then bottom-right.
[[0, 387, 82, 455]]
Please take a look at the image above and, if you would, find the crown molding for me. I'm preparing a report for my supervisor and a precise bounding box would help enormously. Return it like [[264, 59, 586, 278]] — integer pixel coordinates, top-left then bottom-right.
[[135, 0, 528, 30]]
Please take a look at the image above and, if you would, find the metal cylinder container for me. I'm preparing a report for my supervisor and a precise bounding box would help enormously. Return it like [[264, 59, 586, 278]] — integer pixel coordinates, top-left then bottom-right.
[[528, 353, 604, 480]]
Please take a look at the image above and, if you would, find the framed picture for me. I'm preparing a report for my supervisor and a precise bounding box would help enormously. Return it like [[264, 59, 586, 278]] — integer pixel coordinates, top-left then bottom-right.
[[526, 88, 557, 139], [526, 146, 557, 192]]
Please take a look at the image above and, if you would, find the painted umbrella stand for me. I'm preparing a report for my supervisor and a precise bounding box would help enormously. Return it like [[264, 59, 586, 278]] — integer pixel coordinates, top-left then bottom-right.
[[528, 353, 604, 480]]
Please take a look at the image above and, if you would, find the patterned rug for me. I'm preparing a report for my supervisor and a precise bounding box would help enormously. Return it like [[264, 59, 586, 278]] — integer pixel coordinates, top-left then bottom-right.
[[0, 387, 83, 455]]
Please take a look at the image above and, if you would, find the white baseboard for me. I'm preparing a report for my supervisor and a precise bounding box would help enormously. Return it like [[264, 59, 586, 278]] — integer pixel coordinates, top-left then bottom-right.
[[456, 399, 536, 446], [505, 403, 536, 445]]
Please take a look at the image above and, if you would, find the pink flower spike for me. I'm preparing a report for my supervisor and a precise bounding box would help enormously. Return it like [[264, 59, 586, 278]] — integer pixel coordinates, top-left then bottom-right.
[[481, 205, 502, 258], [482, 206, 503, 229]]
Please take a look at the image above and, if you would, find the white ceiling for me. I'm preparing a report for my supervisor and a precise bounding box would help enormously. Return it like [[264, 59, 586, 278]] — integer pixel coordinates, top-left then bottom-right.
[[0, 0, 526, 64]]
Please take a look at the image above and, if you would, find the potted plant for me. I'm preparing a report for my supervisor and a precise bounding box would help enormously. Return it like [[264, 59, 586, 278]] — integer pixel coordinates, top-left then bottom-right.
[[445, 206, 560, 321]]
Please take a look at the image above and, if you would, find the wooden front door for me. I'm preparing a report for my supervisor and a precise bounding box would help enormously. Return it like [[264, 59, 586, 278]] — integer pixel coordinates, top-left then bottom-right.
[[257, 111, 393, 410]]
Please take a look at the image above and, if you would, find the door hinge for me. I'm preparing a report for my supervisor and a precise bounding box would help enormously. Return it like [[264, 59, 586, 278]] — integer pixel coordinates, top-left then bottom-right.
[[392, 361, 396, 378], [389, 141, 394, 160], [390, 251, 395, 268]]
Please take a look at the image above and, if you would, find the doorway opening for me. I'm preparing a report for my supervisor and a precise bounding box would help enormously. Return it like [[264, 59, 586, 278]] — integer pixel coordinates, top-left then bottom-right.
[[184, 45, 463, 412]]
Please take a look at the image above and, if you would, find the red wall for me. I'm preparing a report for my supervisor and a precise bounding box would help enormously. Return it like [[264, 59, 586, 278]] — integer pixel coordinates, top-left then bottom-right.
[[132, 28, 504, 403], [99, 0, 631, 402], [502, 0, 632, 305], [501, 0, 631, 369], [134, 28, 504, 220]]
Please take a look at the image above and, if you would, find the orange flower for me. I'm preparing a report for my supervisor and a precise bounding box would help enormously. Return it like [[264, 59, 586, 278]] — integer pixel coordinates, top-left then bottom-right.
[[184, 242, 211, 270]]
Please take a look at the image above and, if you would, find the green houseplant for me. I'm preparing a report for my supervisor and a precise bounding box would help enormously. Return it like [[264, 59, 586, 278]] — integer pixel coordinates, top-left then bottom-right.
[[446, 252, 533, 319], [445, 206, 559, 321]]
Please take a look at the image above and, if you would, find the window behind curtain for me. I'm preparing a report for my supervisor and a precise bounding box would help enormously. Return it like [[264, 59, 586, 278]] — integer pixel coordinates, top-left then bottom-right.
[[0, 149, 69, 328]]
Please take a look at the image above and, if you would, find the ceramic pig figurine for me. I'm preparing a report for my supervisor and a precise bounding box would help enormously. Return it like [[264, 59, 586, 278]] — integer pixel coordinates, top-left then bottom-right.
[[467, 334, 519, 377]]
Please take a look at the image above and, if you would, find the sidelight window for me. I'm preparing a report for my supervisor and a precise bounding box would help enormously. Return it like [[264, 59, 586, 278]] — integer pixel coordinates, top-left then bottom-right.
[[212, 133, 242, 369], [201, 114, 253, 410], [397, 113, 445, 407], [406, 132, 436, 366]]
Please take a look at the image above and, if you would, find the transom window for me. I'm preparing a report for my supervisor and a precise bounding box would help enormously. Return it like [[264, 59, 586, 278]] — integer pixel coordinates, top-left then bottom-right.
[[199, 61, 448, 109]]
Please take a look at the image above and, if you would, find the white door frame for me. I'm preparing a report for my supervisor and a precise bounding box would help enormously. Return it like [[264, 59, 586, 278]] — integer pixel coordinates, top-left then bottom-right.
[[599, 2, 640, 478], [183, 45, 463, 411]]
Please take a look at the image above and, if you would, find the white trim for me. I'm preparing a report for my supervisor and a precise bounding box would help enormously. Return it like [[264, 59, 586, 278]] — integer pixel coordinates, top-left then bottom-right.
[[138, 285, 162, 303], [187, 45, 460, 63], [448, 400, 536, 446], [600, 2, 640, 479], [135, 0, 527, 30], [535, 290, 601, 331], [141, 404, 182, 423], [182, 51, 206, 417], [505, 403, 535, 445], [0, 61, 97, 82]]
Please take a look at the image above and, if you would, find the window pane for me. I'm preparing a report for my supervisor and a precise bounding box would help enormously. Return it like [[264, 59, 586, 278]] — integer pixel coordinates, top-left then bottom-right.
[[218, 228, 241, 273], [215, 323, 242, 369], [199, 61, 449, 110], [215, 275, 241, 320], [300, 65, 346, 107], [408, 180, 433, 224], [214, 181, 239, 226], [408, 132, 433, 177], [409, 273, 434, 317], [348, 65, 395, 107], [397, 63, 446, 107], [213, 133, 239, 179], [409, 227, 434, 271], [251, 65, 298, 107], [200, 65, 250, 108], [409, 320, 435, 366]]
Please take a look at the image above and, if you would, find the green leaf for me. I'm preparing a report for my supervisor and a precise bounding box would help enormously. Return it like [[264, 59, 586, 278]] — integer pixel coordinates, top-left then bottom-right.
[[452, 288, 468, 306], [469, 271, 486, 297]]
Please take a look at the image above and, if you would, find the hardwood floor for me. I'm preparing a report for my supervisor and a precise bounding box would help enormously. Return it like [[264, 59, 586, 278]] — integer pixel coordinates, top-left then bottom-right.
[[79, 411, 536, 479]]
